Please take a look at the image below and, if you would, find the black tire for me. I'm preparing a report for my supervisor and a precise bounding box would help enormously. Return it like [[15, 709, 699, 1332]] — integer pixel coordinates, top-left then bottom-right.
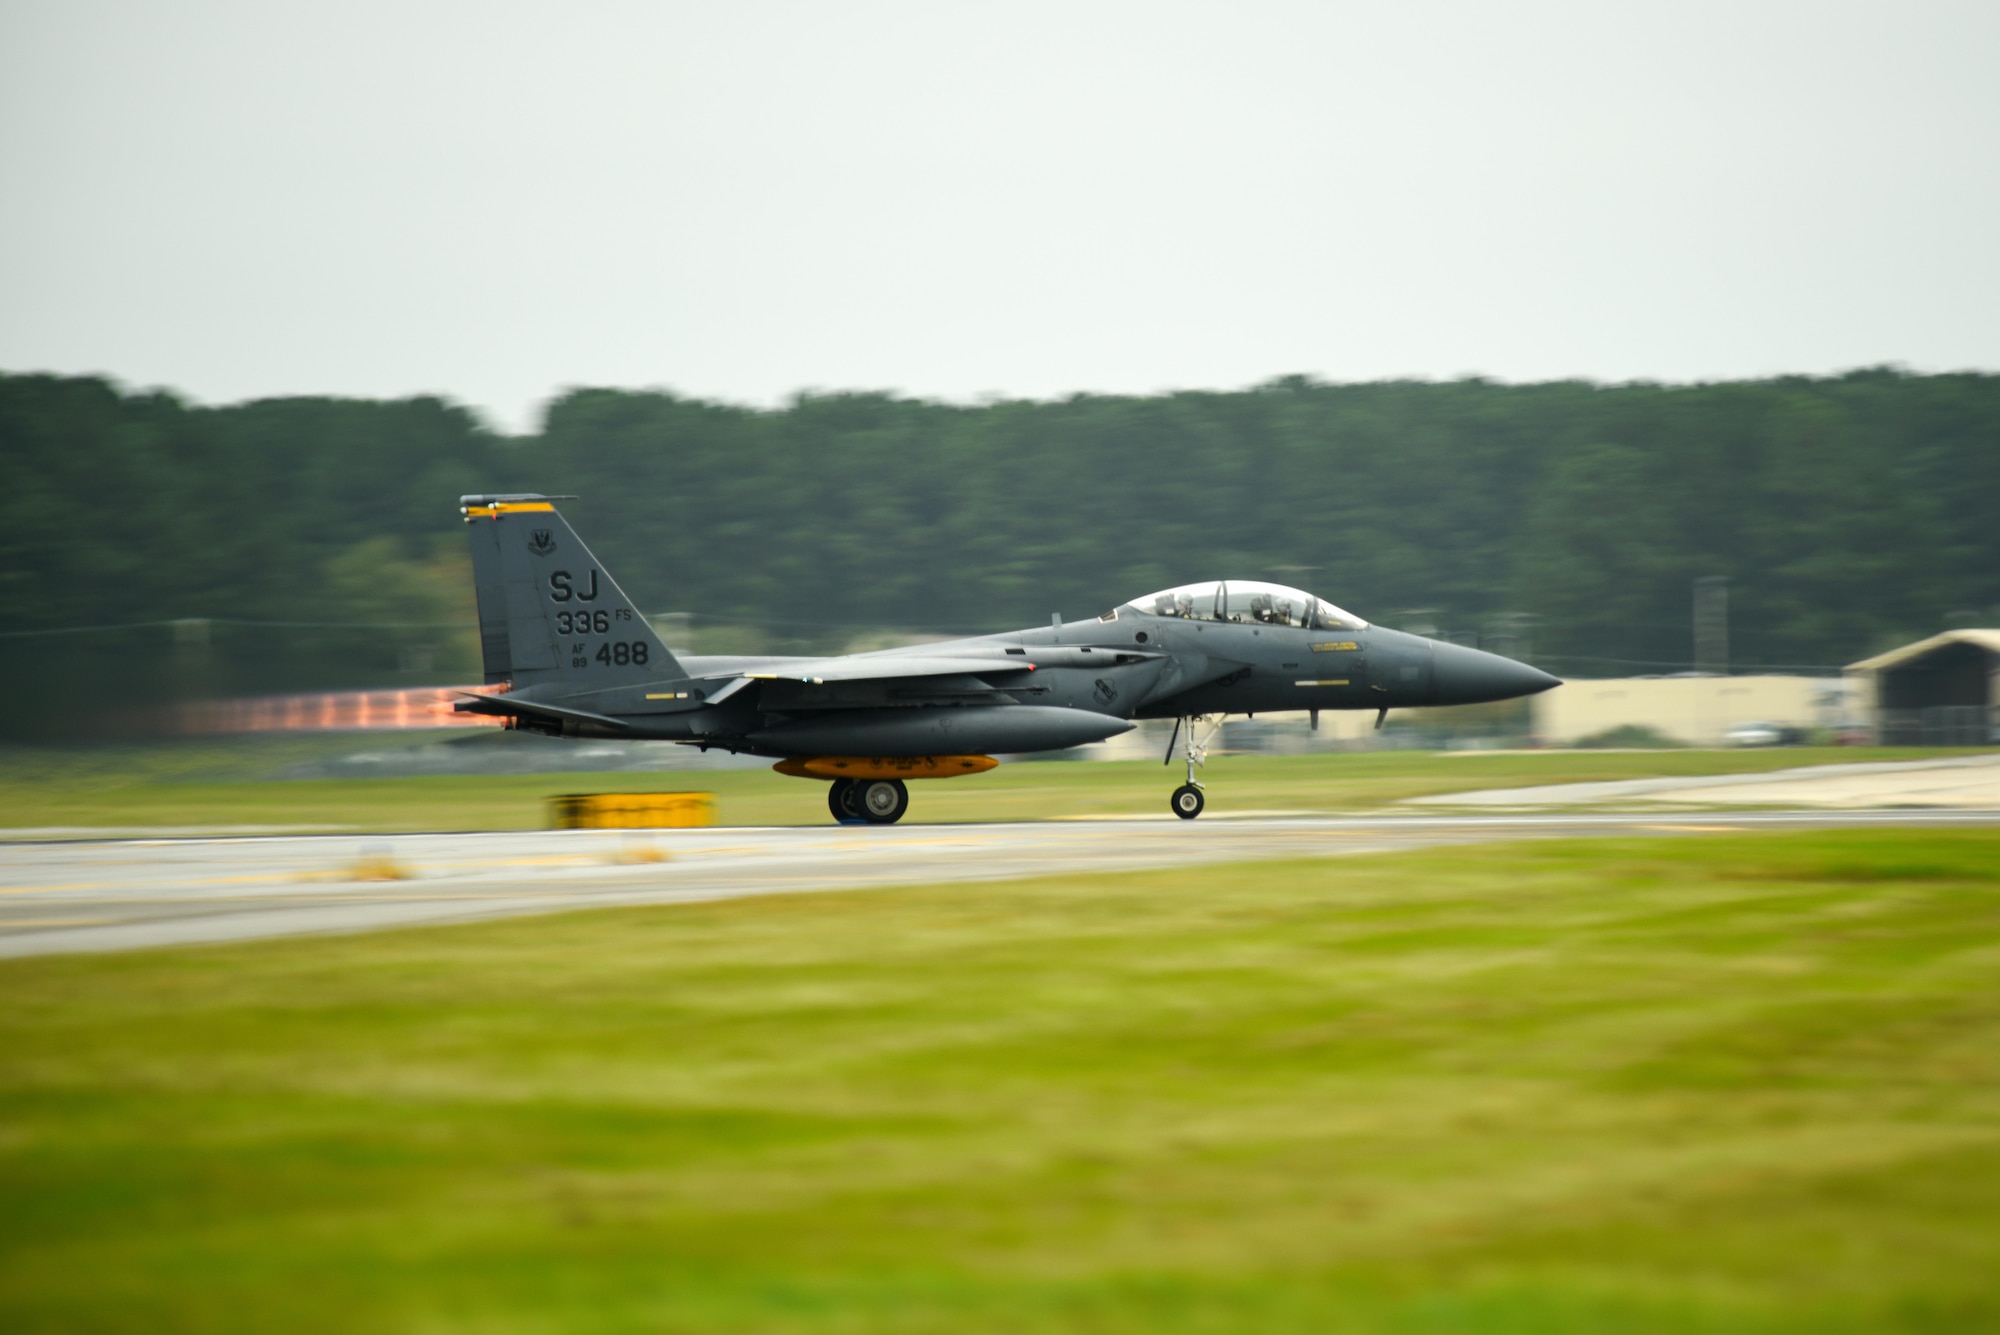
[[858, 778, 909, 825], [828, 778, 866, 823], [1170, 784, 1205, 820]]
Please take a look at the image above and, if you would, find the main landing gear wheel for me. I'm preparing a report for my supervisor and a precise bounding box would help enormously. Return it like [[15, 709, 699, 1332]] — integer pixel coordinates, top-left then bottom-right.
[[828, 779, 866, 823], [858, 778, 909, 825], [827, 778, 909, 825], [1171, 784, 1205, 820]]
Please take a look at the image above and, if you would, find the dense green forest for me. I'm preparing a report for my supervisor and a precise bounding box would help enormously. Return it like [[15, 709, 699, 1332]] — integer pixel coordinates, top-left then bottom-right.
[[2, 369, 1996, 735]]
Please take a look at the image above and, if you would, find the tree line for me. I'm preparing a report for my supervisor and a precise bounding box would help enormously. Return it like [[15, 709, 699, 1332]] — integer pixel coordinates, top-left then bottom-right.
[[2, 368, 1995, 734]]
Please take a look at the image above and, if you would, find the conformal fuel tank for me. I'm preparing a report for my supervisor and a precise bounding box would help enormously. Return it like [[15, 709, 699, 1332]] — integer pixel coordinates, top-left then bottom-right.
[[748, 706, 1131, 758]]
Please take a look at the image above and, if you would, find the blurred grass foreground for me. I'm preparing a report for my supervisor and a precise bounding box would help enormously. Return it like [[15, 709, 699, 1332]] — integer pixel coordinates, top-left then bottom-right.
[[4, 830, 1999, 1332]]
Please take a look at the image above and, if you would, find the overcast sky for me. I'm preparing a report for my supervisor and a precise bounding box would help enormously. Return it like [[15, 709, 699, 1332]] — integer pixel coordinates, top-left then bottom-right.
[[3, 1, 1996, 432]]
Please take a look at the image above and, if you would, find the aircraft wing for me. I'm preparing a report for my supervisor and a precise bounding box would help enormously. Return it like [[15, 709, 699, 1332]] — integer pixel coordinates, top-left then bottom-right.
[[712, 654, 1039, 685], [695, 646, 1162, 683], [692, 647, 1169, 700]]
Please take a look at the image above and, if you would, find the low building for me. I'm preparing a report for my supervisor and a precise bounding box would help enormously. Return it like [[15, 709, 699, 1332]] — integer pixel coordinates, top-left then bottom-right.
[[1531, 675, 1854, 748], [1093, 709, 1381, 762], [1847, 630, 2000, 746]]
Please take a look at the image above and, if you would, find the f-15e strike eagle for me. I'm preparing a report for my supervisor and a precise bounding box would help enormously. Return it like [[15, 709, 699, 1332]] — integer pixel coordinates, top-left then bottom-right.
[[455, 495, 1560, 823]]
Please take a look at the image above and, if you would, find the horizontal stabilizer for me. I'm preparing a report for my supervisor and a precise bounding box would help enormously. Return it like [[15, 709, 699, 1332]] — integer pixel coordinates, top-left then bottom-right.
[[453, 693, 633, 733]]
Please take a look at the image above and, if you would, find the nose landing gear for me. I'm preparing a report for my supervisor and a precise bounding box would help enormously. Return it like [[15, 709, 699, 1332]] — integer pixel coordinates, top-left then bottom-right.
[[1164, 715, 1220, 819], [828, 777, 910, 825]]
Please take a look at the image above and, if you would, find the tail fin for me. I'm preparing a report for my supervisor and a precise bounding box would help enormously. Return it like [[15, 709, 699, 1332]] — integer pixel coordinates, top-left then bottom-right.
[[460, 495, 685, 691]]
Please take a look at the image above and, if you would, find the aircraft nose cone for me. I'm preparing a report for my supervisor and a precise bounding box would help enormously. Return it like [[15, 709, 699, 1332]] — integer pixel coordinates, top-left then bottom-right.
[[1430, 641, 1562, 705]]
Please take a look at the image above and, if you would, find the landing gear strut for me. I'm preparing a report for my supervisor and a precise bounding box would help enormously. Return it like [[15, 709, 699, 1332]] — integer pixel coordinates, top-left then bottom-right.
[[828, 777, 909, 825], [1165, 715, 1220, 820]]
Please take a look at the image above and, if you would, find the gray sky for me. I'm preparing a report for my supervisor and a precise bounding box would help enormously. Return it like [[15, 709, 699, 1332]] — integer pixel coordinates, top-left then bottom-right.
[[3, 1, 1997, 432]]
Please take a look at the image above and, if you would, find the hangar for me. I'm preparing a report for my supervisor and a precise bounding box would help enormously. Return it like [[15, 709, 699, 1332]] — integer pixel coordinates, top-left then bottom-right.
[[1848, 630, 2000, 746]]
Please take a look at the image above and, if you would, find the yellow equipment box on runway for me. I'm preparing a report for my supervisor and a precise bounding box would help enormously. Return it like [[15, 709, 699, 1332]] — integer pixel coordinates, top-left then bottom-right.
[[549, 792, 716, 829]]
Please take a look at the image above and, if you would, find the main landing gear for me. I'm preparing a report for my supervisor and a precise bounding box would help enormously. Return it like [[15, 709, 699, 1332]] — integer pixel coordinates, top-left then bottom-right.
[[828, 777, 910, 825], [1164, 715, 1221, 819]]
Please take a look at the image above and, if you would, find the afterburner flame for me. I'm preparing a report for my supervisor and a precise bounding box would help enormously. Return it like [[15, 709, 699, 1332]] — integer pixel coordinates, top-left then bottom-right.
[[172, 685, 507, 734]]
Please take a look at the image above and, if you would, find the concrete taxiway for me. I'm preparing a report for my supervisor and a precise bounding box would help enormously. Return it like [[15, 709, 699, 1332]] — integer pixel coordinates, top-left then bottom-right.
[[3, 809, 1995, 959], [1409, 752, 2000, 809]]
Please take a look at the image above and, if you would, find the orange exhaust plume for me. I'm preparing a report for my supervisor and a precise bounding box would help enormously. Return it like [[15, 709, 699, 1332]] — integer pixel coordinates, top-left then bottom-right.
[[171, 685, 508, 735]]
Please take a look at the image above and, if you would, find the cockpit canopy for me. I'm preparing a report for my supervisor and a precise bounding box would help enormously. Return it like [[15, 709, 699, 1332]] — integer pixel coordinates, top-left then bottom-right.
[[1117, 580, 1367, 630]]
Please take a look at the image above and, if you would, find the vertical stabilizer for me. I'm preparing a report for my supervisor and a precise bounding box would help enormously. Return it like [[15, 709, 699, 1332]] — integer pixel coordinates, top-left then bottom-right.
[[460, 495, 684, 692]]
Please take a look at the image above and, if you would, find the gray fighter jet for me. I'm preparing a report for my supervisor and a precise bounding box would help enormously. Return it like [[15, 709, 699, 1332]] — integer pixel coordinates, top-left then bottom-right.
[[455, 495, 1560, 823]]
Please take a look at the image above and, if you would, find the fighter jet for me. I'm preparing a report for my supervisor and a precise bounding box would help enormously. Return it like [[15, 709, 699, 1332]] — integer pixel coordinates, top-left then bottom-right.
[[455, 495, 1560, 823]]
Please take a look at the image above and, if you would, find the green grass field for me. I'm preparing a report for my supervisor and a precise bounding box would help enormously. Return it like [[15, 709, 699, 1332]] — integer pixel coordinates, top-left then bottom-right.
[[3, 830, 1998, 1332], [0, 741, 1976, 833]]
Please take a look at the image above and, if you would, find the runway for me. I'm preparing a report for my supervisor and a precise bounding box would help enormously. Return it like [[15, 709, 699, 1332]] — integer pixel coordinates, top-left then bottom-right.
[[3, 808, 1995, 958], [1409, 752, 2000, 809]]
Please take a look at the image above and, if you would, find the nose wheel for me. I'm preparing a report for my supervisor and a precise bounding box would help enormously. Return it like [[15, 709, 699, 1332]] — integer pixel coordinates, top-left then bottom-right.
[[1164, 715, 1220, 819], [1171, 784, 1205, 819], [828, 777, 909, 825]]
